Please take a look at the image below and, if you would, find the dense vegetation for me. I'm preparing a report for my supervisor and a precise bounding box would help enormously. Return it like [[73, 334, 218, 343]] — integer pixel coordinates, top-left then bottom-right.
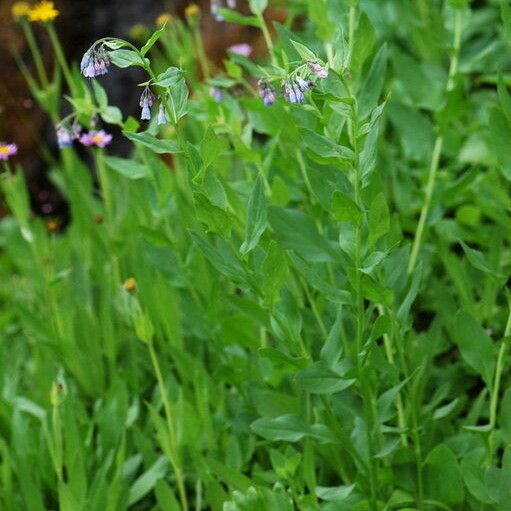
[[2, 0, 511, 509]]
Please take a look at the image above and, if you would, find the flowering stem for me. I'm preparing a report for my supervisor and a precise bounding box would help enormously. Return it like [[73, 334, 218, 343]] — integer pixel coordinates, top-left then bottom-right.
[[407, 8, 463, 275], [46, 22, 77, 96], [21, 20, 49, 88]]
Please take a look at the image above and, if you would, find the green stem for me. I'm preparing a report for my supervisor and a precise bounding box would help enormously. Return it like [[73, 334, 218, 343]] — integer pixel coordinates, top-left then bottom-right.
[[46, 23, 77, 95], [21, 20, 49, 88], [257, 13, 277, 66], [148, 341, 189, 511], [488, 307, 511, 463], [193, 26, 210, 80], [407, 8, 463, 274]]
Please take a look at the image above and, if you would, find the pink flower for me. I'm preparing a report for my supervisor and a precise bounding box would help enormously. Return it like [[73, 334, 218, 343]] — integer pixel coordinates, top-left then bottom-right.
[[0, 143, 18, 161], [79, 130, 112, 148], [228, 43, 253, 57]]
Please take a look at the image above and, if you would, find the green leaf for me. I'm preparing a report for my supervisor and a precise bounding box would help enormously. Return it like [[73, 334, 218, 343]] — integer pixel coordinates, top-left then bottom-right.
[[190, 232, 246, 283], [367, 192, 390, 246], [359, 44, 388, 120], [290, 40, 317, 61], [155, 481, 180, 511], [140, 23, 166, 56], [502, 1, 511, 43], [488, 106, 511, 180], [92, 80, 108, 108], [204, 458, 253, 491], [331, 190, 362, 225], [217, 8, 261, 27], [251, 414, 309, 442], [249, 0, 268, 14], [104, 156, 149, 179], [167, 78, 189, 124], [154, 67, 183, 87], [262, 241, 288, 306], [296, 361, 355, 394], [268, 207, 339, 263], [123, 131, 182, 154], [128, 456, 168, 506], [424, 445, 464, 506], [351, 12, 376, 74], [240, 176, 267, 255], [108, 49, 146, 68], [300, 128, 353, 161], [100, 106, 123, 125], [460, 240, 502, 278], [452, 311, 495, 386], [193, 192, 233, 237]]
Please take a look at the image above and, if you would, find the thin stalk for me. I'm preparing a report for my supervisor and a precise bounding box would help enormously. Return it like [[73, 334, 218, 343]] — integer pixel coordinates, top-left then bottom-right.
[[193, 26, 210, 80], [347, 4, 357, 67], [147, 341, 189, 511], [46, 23, 77, 95], [257, 13, 277, 66], [407, 8, 463, 274], [488, 308, 511, 463], [21, 20, 49, 88], [378, 305, 408, 447]]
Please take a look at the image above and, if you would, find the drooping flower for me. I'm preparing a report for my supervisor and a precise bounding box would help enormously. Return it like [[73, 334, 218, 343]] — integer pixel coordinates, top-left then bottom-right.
[[28, 1, 59, 22], [257, 79, 276, 107], [11, 2, 31, 18], [295, 77, 313, 92], [283, 81, 305, 104], [209, 86, 225, 102], [157, 104, 168, 125], [80, 47, 110, 78], [228, 43, 253, 57], [308, 61, 329, 79], [139, 87, 155, 120], [0, 143, 18, 161], [210, 0, 223, 21], [55, 125, 73, 148], [79, 130, 112, 148]]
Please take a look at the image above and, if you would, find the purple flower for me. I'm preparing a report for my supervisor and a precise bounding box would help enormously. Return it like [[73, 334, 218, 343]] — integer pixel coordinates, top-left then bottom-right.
[[211, 0, 223, 21], [295, 77, 313, 92], [308, 61, 328, 79], [80, 47, 110, 78], [257, 79, 276, 106], [283, 81, 304, 104], [210, 86, 224, 102], [79, 130, 112, 148], [139, 87, 155, 120], [56, 125, 73, 148], [226, 0, 236, 8], [0, 143, 17, 161], [228, 43, 253, 57], [157, 104, 168, 125]]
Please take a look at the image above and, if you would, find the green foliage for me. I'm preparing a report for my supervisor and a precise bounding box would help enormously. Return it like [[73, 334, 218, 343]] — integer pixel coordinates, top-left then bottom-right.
[[2, 1, 511, 511]]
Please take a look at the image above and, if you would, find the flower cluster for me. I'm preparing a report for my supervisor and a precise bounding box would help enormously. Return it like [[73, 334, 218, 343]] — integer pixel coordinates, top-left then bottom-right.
[[28, 1, 59, 22], [55, 121, 81, 148], [0, 143, 18, 161], [211, 0, 236, 21], [257, 80, 276, 106], [255, 60, 328, 107], [80, 46, 111, 78]]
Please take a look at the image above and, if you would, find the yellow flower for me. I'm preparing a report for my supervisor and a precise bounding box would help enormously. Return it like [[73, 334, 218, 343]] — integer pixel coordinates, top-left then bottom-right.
[[123, 278, 137, 294], [129, 23, 146, 40], [185, 4, 200, 17], [11, 2, 31, 18], [28, 1, 59, 22], [155, 13, 170, 26]]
